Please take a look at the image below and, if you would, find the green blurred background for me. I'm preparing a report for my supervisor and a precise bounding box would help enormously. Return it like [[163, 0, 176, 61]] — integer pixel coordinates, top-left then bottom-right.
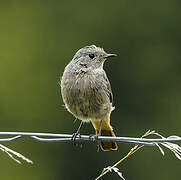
[[0, 0, 181, 179]]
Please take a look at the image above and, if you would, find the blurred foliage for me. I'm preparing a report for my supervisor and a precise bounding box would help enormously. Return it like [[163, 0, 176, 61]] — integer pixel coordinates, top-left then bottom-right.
[[0, 0, 181, 179]]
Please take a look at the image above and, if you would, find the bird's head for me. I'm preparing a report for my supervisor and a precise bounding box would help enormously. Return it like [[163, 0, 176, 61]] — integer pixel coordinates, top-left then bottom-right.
[[71, 45, 117, 69]]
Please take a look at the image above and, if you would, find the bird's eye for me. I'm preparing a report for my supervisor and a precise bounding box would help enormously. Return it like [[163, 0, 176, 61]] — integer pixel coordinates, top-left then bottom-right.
[[89, 54, 95, 59]]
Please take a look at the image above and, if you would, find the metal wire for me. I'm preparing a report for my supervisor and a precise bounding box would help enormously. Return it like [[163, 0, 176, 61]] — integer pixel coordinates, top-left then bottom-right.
[[0, 132, 180, 146]]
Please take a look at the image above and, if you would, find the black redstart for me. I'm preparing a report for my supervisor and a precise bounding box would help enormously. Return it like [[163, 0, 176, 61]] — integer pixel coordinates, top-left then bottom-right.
[[60, 45, 118, 151]]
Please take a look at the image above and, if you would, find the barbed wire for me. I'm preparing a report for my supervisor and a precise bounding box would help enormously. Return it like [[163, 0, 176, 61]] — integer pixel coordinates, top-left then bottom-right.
[[0, 131, 180, 146]]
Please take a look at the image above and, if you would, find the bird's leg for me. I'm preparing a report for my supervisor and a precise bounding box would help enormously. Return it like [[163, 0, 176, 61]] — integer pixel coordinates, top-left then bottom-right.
[[72, 121, 83, 146], [98, 119, 102, 136], [96, 119, 103, 152]]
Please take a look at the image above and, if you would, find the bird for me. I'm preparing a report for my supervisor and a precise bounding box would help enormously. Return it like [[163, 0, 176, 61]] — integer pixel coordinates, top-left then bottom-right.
[[60, 45, 118, 151]]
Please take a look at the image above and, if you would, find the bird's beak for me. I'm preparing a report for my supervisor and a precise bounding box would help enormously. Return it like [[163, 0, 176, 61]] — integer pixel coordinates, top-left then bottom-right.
[[105, 53, 117, 58]]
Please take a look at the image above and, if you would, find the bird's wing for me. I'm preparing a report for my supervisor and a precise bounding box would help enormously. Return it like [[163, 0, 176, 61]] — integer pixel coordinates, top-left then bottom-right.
[[102, 71, 113, 104]]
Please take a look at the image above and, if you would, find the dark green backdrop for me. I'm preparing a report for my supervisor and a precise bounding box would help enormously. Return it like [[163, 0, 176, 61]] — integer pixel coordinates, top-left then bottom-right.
[[0, 0, 181, 179]]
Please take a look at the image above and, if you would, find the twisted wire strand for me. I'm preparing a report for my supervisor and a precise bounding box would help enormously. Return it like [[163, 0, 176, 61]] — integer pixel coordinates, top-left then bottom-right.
[[0, 132, 180, 146]]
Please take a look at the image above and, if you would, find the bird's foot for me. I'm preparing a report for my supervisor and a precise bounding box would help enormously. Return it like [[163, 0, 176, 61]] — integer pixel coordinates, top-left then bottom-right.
[[89, 134, 99, 141], [72, 132, 81, 141], [89, 134, 101, 152], [72, 132, 83, 148]]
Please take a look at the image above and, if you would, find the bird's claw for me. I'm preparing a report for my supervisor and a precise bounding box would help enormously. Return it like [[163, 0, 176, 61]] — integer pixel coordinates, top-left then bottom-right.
[[89, 134, 99, 141], [72, 132, 81, 141], [72, 132, 83, 148]]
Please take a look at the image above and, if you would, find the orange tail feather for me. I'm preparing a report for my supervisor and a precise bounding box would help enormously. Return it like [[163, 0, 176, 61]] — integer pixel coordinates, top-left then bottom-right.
[[91, 115, 118, 151]]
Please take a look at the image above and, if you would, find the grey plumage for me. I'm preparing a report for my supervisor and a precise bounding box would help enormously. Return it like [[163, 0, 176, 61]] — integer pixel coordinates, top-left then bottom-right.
[[61, 45, 114, 122], [60, 45, 118, 151]]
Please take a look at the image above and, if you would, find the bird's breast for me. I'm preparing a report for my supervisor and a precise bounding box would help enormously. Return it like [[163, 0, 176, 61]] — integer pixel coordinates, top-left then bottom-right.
[[61, 70, 111, 121]]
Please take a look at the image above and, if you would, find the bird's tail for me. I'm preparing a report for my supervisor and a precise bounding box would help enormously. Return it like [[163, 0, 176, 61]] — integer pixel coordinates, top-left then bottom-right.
[[91, 115, 118, 151]]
